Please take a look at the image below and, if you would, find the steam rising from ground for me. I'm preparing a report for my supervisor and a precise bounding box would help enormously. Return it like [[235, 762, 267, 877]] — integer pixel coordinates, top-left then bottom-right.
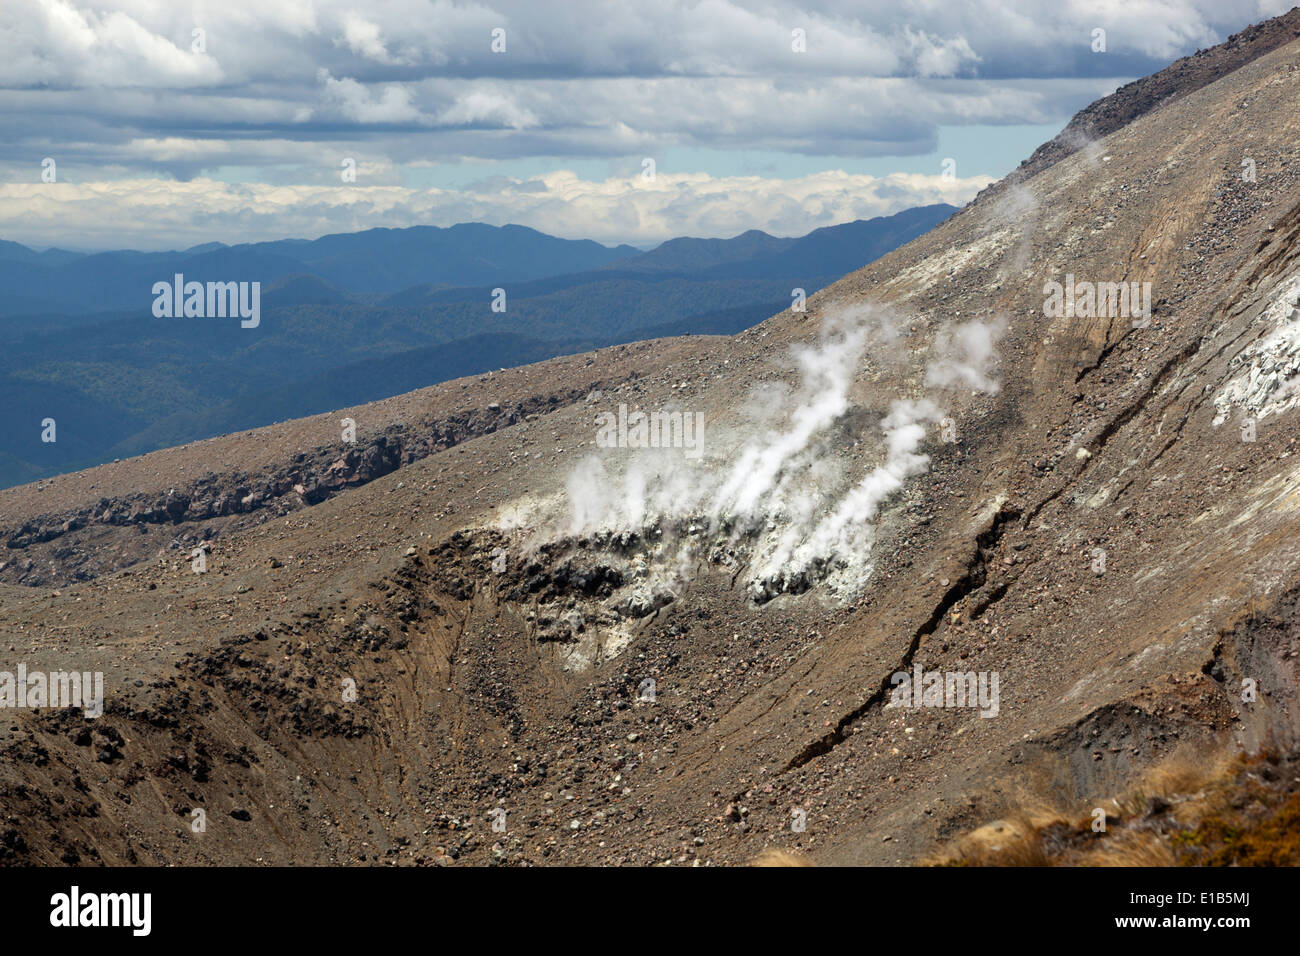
[[528, 303, 1004, 603], [993, 183, 1040, 278]]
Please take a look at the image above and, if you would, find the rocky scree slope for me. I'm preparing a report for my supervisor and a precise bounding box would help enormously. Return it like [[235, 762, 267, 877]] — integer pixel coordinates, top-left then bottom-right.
[[4, 18, 1300, 866]]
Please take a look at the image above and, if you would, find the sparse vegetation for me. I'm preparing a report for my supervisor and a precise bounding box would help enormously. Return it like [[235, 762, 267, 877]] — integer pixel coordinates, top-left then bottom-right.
[[928, 748, 1300, 867]]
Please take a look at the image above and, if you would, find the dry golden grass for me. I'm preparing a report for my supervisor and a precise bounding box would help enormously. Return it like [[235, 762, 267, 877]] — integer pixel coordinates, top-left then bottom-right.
[[933, 813, 1059, 866], [926, 744, 1268, 867], [1081, 831, 1178, 867], [1112, 747, 1235, 820], [749, 848, 815, 867]]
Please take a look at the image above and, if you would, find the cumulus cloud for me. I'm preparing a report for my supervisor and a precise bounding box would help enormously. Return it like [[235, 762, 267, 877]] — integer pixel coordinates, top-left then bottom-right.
[[336, 13, 401, 65], [0, 0, 223, 88], [0, 0, 1258, 90], [0, 168, 993, 250], [902, 28, 982, 78], [317, 71, 426, 124], [439, 90, 540, 129], [0, 0, 1274, 247]]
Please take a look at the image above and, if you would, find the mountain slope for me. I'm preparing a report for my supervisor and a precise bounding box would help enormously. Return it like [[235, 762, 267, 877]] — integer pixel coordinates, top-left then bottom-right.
[[4, 16, 1300, 868]]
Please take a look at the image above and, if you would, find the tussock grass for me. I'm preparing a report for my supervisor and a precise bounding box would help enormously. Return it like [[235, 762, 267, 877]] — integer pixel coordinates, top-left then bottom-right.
[[749, 848, 815, 867], [925, 745, 1300, 867]]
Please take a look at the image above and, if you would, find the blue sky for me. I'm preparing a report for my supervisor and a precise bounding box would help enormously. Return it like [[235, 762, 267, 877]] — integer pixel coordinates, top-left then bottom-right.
[[0, 0, 1286, 250]]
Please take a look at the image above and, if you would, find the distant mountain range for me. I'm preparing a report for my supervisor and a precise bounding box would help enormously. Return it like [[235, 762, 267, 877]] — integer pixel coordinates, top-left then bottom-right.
[[0, 204, 955, 488], [0, 223, 641, 316]]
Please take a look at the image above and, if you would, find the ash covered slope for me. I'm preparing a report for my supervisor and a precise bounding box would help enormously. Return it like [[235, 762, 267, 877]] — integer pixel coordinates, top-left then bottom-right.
[[4, 15, 1300, 867]]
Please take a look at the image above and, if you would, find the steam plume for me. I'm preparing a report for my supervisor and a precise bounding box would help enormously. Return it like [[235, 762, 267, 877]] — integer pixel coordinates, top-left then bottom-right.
[[536, 303, 1005, 602]]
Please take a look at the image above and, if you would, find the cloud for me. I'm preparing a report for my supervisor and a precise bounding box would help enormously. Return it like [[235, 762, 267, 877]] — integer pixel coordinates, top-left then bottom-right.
[[316, 71, 426, 124], [0, 168, 992, 249], [1, 0, 1257, 89], [336, 13, 400, 65], [902, 28, 982, 78], [0, 0, 223, 88], [0, 0, 1274, 247], [439, 90, 540, 129]]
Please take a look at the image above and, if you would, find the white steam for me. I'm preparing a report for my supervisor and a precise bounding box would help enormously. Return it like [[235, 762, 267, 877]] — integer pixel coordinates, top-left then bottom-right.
[[539, 302, 1005, 603], [711, 310, 887, 520], [992, 183, 1040, 279]]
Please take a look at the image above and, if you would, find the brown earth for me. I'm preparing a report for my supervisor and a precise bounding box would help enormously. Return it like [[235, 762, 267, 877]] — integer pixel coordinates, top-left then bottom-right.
[[4, 12, 1300, 866]]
